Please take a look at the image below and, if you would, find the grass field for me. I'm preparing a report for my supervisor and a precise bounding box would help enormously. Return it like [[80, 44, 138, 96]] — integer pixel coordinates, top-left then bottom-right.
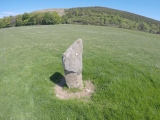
[[0, 24, 160, 120]]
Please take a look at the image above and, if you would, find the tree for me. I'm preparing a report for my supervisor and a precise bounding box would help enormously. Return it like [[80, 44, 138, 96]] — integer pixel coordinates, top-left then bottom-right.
[[42, 12, 53, 25], [3, 17, 11, 27], [15, 15, 23, 26], [22, 12, 30, 21], [10, 16, 16, 27], [42, 12, 61, 25], [22, 12, 31, 25], [31, 12, 45, 25], [119, 22, 130, 29], [0, 19, 6, 28], [28, 17, 36, 25], [52, 12, 61, 24], [61, 15, 68, 24], [138, 22, 149, 32]]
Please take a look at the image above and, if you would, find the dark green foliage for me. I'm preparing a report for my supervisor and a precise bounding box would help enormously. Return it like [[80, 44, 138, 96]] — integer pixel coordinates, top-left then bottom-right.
[[22, 12, 34, 26], [64, 7, 160, 34], [0, 18, 6, 28], [22, 12, 30, 21], [0, 6, 160, 34], [42, 12, 54, 24], [138, 22, 149, 32], [15, 15, 23, 26], [30, 12, 45, 25], [2, 11, 61, 27], [42, 12, 61, 25], [61, 15, 68, 24], [28, 17, 36, 25], [52, 12, 61, 24], [0, 16, 12, 28]]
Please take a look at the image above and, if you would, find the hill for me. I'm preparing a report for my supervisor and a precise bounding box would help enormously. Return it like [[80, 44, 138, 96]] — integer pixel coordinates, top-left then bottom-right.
[[62, 7, 160, 34], [0, 6, 160, 34], [0, 24, 160, 119], [32, 8, 65, 16]]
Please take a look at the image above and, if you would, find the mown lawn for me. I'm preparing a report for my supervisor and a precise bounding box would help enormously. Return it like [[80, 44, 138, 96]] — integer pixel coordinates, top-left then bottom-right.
[[0, 25, 160, 120]]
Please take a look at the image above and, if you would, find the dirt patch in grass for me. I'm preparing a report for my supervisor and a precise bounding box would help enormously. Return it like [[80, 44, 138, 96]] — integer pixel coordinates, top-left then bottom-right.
[[54, 79, 95, 100]]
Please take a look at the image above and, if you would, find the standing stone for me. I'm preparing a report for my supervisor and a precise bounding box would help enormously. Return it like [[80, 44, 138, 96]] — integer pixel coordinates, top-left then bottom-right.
[[62, 39, 84, 89]]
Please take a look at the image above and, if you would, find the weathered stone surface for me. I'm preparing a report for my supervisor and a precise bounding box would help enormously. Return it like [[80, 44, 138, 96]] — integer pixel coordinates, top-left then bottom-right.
[[62, 39, 84, 89]]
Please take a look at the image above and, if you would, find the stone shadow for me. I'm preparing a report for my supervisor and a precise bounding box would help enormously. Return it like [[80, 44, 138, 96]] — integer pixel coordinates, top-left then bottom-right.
[[49, 72, 67, 87]]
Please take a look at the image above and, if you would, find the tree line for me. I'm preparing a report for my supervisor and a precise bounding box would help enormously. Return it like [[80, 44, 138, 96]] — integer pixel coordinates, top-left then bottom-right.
[[0, 11, 61, 28], [0, 7, 160, 34]]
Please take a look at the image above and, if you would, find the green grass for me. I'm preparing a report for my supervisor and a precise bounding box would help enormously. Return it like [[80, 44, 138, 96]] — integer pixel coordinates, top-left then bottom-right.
[[0, 24, 160, 120]]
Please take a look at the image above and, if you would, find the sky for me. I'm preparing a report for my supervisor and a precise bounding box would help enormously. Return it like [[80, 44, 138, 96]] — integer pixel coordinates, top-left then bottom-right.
[[0, 0, 160, 21]]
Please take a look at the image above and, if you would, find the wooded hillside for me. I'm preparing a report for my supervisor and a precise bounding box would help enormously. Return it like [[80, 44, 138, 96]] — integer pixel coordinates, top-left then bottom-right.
[[0, 7, 160, 34], [62, 7, 160, 34]]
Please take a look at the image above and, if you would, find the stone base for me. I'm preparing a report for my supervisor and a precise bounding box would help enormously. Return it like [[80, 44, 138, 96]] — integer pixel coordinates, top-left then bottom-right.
[[65, 73, 84, 89]]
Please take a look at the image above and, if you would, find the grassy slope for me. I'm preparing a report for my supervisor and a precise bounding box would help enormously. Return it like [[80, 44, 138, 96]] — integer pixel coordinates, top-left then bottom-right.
[[0, 25, 160, 120], [32, 8, 65, 16]]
